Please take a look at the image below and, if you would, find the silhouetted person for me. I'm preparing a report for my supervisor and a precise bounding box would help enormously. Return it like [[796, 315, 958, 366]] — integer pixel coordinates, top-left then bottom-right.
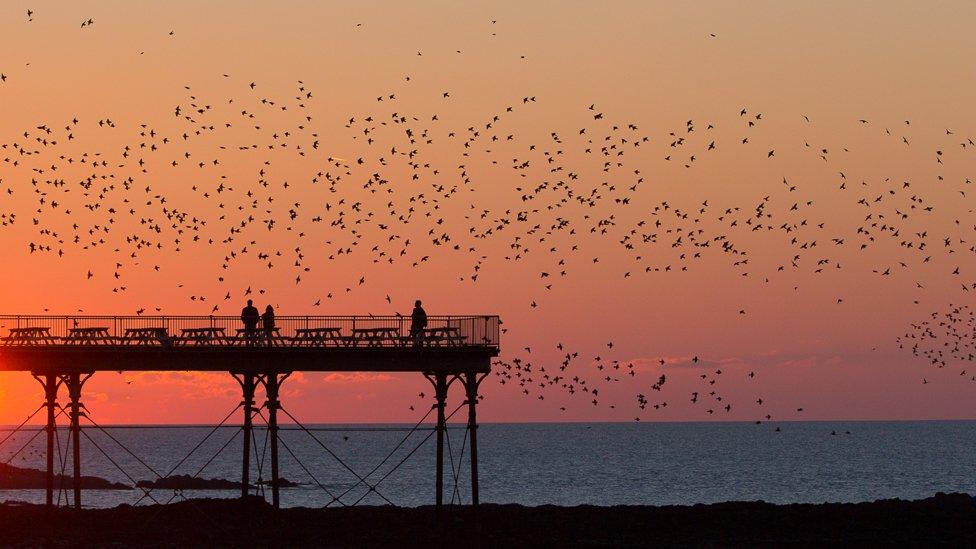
[[410, 299, 427, 347], [241, 299, 259, 340], [262, 305, 276, 345]]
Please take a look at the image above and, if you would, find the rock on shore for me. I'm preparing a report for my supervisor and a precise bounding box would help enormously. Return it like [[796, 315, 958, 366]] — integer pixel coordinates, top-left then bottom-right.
[[135, 475, 302, 490], [0, 463, 129, 490]]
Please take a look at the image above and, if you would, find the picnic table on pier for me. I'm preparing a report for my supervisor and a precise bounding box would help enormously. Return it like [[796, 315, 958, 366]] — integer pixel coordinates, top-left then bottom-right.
[[351, 327, 402, 347], [232, 327, 288, 346], [423, 327, 465, 347], [177, 327, 227, 346], [3, 327, 58, 346], [292, 327, 345, 347], [123, 327, 171, 346], [64, 327, 114, 345]]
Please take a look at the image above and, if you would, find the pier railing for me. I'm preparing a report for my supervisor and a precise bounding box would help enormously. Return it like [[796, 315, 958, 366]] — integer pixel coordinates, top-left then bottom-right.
[[0, 314, 501, 348]]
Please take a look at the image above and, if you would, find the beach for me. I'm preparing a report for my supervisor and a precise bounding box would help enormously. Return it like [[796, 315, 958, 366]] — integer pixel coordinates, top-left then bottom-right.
[[1, 492, 972, 547]]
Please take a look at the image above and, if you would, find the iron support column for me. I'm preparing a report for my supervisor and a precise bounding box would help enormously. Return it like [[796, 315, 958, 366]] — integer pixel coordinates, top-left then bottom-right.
[[44, 374, 58, 508], [240, 374, 256, 499], [434, 373, 448, 510], [265, 373, 281, 509], [67, 373, 84, 510], [465, 372, 481, 507]]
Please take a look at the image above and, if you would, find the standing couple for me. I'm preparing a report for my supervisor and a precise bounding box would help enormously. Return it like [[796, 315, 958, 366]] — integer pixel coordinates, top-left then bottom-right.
[[241, 299, 275, 344]]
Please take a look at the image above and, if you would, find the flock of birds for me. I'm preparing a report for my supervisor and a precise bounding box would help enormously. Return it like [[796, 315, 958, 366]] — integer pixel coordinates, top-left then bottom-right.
[[902, 305, 976, 381], [1, 8, 974, 424]]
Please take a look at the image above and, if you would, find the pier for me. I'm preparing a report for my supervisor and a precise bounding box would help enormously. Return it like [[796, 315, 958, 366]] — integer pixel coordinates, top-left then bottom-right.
[[0, 314, 500, 509]]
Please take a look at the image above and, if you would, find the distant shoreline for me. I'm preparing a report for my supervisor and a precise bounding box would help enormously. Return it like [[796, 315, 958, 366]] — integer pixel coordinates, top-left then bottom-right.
[[0, 492, 973, 546], [4, 418, 976, 429]]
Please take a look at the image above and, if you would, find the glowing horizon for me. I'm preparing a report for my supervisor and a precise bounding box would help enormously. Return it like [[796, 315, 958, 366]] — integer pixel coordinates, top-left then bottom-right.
[[0, 1, 974, 424]]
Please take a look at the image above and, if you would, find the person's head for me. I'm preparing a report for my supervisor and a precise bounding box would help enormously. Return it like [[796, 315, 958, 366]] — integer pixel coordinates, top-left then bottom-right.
[[265, 305, 274, 313], [415, 300, 422, 307], [247, 299, 253, 306]]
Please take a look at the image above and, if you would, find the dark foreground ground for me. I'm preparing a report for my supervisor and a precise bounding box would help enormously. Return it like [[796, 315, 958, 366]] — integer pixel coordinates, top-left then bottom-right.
[[1, 492, 974, 547]]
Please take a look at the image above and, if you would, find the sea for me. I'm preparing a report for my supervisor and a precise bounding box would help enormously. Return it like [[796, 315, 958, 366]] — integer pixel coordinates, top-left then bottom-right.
[[0, 421, 973, 509]]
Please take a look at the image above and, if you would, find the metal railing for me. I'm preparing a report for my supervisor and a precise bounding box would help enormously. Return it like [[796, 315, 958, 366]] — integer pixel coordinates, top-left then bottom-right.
[[0, 315, 500, 348]]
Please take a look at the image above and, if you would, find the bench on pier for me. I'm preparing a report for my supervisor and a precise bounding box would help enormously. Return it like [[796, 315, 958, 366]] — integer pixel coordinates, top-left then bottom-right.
[[350, 327, 403, 348], [2, 327, 58, 346], [422, 327, 465, 347], [63, 327, 115, 345], [230, 328, 290, 347], [122, 327, 172, 346], [292, 327, 346, 347], [176, 327, 229, 346]]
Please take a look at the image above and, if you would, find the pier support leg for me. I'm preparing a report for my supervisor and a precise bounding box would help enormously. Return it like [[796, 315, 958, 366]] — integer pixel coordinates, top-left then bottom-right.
[[33, 373, 61, 508], [66, 373, 90, 510], [45, 375, 58, 508], [464, 372, 485, 507], [262, 372, 289, 509], [239, 374, 256, 499], [434, 373, 448, 510]]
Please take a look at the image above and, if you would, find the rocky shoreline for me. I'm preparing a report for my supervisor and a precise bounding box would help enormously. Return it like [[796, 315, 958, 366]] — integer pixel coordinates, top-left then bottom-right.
[[0, 492, 973, 546], [0, 463, 129, 490], [0, 464, 304, 491], [135, 474, 302, 490]]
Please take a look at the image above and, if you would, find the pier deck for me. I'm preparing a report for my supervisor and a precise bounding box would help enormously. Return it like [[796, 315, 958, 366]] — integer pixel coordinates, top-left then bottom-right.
[[0, 314, 500, 510]]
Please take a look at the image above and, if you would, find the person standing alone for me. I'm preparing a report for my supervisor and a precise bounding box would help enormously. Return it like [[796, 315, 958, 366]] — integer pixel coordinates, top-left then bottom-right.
[[410, 299, 427, 347]]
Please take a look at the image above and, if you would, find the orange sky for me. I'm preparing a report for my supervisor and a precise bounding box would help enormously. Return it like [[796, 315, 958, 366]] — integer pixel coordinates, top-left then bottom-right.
[[0, 1, 974, 424]]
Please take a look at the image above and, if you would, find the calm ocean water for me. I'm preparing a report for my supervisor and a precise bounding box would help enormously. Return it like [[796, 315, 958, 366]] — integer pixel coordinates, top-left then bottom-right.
[[0, 421, 974, 508]]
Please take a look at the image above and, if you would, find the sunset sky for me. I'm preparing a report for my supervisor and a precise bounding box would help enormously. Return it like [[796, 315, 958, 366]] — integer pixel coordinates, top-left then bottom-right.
[[0, 1, 974, 424]]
